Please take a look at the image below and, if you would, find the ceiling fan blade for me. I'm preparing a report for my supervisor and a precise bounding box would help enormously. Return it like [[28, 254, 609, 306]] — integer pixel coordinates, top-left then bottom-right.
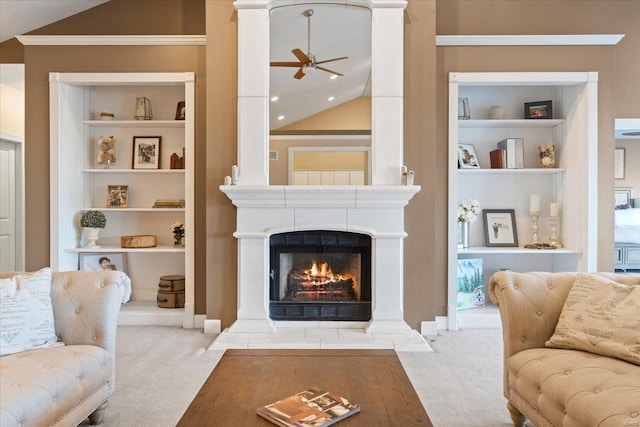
[[293, 68, 306, 80], [270, 61, 304, 67], [292, 48, 310, 63], [316, 66, 343, 77], [315, 56, 348, 65]]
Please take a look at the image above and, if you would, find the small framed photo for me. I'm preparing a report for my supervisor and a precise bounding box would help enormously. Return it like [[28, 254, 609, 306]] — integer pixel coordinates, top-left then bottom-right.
[[107, 184, 129, 208], [614, 148, 625, 179], [524, 100, 552, 119], [615, 187, 633, 208], [483, 209, 519, 247], [132, 136, 161, 169], [79, 252, 127, 274], [458, 144, 480, 169], [175, 101, 186, 120]]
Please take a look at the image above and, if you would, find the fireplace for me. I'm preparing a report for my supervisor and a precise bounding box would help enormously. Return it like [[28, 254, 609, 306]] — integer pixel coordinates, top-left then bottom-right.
[[270, 231, 371, 321]]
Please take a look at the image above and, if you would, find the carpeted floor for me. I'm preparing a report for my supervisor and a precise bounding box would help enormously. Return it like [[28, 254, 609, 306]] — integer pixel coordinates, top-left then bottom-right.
[[85, 327, 513, 426]]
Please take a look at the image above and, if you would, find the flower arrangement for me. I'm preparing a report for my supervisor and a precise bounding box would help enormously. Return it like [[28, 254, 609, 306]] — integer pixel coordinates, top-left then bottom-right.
[[457, 199, 481, 223], [171, 221, 185, 245], [97, 135, 116, 166], [538, 144, 555, 168], [80, 210, 107, 229]]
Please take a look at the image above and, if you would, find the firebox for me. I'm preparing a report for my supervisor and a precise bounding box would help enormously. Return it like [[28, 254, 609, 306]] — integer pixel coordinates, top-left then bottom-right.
[[269, 231, 372, 321]]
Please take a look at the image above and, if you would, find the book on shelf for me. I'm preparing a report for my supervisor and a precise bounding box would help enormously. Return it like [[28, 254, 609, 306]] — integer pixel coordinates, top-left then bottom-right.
[[489, 148, 506, 169], [153, 199, 185, 208], [257, 387, 360, 427], [496, 138, 524, 169]]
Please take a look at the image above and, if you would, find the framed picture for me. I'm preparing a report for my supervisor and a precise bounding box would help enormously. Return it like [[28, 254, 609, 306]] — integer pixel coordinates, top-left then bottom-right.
[[458, 144, 480, 169], [132, 136, 161, 169], [614, 148, 625, 179], [483, 209, 519, 247], [107, 184, 129, 208], [175, 101, 186, 120], [79, 252, 127, 274], [615, 187, 633, 208], [524, 100, 552, 119]]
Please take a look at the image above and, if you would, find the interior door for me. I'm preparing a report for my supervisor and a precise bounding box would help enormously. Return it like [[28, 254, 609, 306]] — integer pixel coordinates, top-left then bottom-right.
[[0, 140, 17, 271]]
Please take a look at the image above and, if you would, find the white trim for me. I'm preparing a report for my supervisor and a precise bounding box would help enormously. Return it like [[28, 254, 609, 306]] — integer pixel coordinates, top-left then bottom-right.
[[0, 134, 25, 271], [436, 34, 624, 46], [16, 35, 206, 46], [270, 134, 371, 140], [234, 0, 406, 9]]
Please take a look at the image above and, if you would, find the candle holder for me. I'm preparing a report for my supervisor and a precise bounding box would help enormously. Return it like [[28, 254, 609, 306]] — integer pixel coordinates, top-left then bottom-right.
[[530, 212, 540, 244], [549, 216, 563, 248]]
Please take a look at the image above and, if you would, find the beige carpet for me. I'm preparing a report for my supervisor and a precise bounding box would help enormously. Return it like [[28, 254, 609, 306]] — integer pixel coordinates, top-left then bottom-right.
[[84, 327, 512, 426]]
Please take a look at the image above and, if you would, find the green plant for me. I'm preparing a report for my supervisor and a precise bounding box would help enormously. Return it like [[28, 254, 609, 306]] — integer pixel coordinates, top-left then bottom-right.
[[80, 210, 107, 229]]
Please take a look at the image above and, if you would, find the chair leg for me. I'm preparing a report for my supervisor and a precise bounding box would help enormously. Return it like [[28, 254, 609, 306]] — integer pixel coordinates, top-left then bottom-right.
[[89, 401, 108, 425], [507, 402, 525, 427]]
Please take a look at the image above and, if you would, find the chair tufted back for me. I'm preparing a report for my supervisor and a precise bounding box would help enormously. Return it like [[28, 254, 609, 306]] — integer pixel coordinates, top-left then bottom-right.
[[50, 270, 127, 394]]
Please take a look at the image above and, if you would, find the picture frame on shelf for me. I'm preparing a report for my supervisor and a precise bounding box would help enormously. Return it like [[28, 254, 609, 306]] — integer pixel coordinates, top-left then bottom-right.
[[132, 136, 161, 169], [175, 101, 186, 120], [524, 100, 552, 119], [458, 144, 480, 169], [615, 187, 633, 208], [483, 209, 519, 247], [107, 184, 129, 208], [79, 252, 128, 274], [614, 148, 625, 179]]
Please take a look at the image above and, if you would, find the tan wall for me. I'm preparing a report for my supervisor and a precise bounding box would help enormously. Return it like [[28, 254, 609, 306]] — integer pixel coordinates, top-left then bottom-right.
[[615, 139, 640, 197], [278, 97, 371, 131], [0, 82, 24, 137]]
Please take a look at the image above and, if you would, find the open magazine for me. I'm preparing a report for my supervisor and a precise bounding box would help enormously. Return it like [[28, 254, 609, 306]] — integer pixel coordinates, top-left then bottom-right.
[[257, 387, 360, 427]]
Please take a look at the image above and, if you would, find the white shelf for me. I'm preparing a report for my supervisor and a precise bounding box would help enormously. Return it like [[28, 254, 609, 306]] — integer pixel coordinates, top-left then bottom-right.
[[458, 119, 565, 128], [50, 72, 195, 328], [82, 169, 185, 174], [66, 245, 185, 253], [459, 168, 564, 175], [118, 301, 184, 327], [81, 208, 185, 212], [83, 120, 184, 128], [457, 246, 579, 255]]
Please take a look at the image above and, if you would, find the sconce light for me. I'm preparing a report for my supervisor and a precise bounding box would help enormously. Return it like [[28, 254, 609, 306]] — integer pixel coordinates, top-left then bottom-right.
[[134, 97, 152, 120]]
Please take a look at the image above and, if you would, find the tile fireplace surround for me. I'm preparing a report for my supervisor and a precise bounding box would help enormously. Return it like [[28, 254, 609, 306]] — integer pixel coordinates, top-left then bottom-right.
[[207, 0, 432, 351]]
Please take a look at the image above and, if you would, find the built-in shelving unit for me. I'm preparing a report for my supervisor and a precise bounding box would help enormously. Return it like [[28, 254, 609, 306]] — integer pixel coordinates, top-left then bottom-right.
[[49, 72, 195, 328], [448, 72, 599, 330]]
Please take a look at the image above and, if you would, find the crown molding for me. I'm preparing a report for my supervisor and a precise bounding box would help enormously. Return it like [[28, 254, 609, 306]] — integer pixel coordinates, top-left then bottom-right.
[[436, 34, 625, 46], [16, 35, 206, 46]]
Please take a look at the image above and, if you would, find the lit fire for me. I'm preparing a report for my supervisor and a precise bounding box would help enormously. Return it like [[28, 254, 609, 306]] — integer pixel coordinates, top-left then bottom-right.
[[301, 260, 350, 285]]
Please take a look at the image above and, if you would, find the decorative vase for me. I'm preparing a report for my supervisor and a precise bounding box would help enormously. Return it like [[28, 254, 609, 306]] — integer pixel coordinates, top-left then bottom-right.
[[83, 227, 101, 248], [457, 221, 470, 249]]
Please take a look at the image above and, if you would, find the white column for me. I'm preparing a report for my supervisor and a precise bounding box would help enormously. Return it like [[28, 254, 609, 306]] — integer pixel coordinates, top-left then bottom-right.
[[366, 235, 412, 333], [370, 7, 404, 185], [228, 236, 275, 332], [236, 8, 269, 185]]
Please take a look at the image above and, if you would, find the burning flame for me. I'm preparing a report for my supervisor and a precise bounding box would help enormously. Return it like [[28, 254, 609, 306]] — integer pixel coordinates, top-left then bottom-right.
[[302, 260, 348, 284]]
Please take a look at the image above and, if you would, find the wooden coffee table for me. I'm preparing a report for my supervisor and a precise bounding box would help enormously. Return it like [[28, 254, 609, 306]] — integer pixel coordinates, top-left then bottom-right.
[[178, 349, 432, 426]]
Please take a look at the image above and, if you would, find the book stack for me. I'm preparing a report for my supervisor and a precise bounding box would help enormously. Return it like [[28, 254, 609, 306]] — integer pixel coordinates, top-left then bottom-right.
[[153, 199, 185, 209], [257, 387, 360, 427], [490, 138, 524, 169]]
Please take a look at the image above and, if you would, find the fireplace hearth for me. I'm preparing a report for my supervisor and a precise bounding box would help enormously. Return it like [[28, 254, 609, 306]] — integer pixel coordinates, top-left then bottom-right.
[[270, 231, 372, 321]]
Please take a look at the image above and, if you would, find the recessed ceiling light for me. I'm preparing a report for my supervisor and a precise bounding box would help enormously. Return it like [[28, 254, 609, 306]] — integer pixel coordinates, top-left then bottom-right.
[[277, 115, 285, 120], [330, 75, 338, 80], [328, 96, 335, 101], [271, 96, 279, 102]]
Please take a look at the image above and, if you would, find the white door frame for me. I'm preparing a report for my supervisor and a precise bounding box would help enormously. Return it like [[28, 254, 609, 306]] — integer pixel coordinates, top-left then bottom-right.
[[0, 132, 25, 272]]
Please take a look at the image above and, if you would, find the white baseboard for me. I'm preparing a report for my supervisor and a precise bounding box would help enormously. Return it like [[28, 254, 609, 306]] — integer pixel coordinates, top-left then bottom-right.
[[204, 319, 221, 334], [194, 314, 206, 329], [420, 316, 449, 336]]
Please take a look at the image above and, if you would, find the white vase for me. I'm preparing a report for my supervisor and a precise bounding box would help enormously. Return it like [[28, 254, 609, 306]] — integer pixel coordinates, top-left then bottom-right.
[[83, 227, 101, 248]]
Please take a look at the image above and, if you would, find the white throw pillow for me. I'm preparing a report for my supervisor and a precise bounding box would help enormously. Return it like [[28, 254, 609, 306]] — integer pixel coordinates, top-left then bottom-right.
[[0, 267, 59, 356], [545, 273, 640, 365]]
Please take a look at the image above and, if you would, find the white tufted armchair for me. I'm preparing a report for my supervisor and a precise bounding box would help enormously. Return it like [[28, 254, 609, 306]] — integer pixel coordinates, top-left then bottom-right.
[[489, 271, 640, 427], [0, 270, 130, 427]]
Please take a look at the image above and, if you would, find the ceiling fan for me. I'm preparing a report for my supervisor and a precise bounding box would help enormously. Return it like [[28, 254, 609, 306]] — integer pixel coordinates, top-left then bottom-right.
[[270, 9, 348, 80]]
